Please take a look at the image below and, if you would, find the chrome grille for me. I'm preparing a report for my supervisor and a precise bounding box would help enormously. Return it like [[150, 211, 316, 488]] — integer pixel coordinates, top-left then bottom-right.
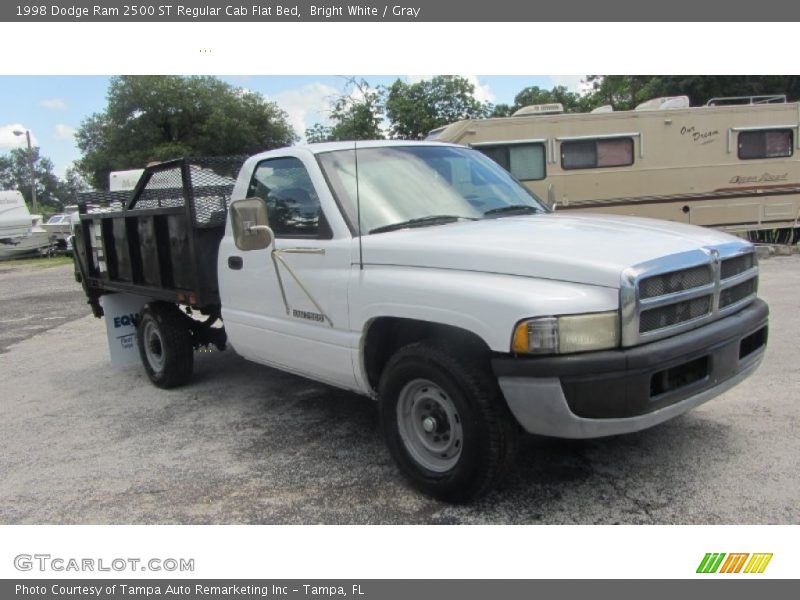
[[721, 253, 755, 279], [639, 265, 712, 299], [720, 278, 758, 308], [640, 296, 712, 333], [620, 244, 759, 346]]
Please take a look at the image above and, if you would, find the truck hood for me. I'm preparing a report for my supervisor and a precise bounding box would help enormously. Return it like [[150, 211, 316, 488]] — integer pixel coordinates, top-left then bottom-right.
[[360, 213, 746, 288]]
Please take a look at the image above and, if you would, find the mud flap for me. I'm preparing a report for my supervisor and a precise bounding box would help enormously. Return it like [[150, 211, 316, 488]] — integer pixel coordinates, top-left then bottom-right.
[[99, 293, 153, 368]]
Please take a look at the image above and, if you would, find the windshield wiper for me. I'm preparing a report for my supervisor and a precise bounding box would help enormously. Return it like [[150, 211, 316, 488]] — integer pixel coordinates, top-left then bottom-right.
[[369, 215, 476, 234], [483, 204, 541, 217]]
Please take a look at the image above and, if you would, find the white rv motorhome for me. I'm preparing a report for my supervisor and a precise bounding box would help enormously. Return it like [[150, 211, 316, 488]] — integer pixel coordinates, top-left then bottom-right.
[[431, 95, 800, 242]]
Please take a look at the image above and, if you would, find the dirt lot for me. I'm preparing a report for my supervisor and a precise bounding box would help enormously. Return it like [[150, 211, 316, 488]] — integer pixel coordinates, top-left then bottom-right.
[[0, 257, 87, 353], [1, 256, 798, 524]]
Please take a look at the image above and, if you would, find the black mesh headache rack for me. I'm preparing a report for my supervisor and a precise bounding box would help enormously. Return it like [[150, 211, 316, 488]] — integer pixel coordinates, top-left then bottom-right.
[[73, 157, 246, 317]]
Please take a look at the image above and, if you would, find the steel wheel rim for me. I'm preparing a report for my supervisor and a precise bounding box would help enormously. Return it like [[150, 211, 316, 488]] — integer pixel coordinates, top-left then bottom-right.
[[143, 321, 165, 372], [396, 378, 463, 473]]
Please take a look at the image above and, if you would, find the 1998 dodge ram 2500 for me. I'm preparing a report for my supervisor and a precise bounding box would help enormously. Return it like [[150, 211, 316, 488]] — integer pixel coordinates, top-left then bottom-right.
[[73, 141, 768, 501]]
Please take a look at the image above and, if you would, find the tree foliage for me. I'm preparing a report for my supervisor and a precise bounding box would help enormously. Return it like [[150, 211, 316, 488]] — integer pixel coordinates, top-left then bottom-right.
[[305, 78, 385, 143], [329, 80, 386, 141], [491, 85, 589, 117], [490, 76, 800, 118], [304, 76, 493, 142], [76, 76, 297, 189], [384, 76, 491, 139], [305, 122, 335, 144], [0, 147, 86, 212], [583, 75, 800, 110]]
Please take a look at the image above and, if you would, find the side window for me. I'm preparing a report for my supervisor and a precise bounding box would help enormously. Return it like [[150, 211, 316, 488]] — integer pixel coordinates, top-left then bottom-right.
[[247, 157, 324, 238], [478, 143, 546, 181], [561, 137, 634, 169], [738, 129, 793, 160], [479, 146, 510, 170]]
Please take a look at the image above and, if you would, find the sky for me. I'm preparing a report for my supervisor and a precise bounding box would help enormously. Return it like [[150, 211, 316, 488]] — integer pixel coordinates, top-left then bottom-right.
[[0, 75, 584, 180]]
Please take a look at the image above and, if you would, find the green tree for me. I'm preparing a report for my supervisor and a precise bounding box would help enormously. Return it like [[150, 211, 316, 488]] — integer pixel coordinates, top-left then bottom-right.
[[305, 122, 334, 143], [304, 78, 385, 143], [76, 76, 297, 189], [331, 78, 385, 141], [646, 75, 800, 105], [489, 103, 513, 118], [511, 84, 585, 113], [581, 76, 653, 111], [0, 147, 80, 212], [583, 75, 800, 110], [384, 76, 491, 139], [59, 167, 90, 203]]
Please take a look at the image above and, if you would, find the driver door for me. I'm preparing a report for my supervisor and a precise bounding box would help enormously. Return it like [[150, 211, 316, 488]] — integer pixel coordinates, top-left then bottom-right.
[[219, 154, 356, 390]]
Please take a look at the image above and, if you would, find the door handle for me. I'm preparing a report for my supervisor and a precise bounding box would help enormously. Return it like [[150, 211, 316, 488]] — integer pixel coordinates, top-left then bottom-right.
[[277, 247, 325, 255], [228, 256, 243, 270]]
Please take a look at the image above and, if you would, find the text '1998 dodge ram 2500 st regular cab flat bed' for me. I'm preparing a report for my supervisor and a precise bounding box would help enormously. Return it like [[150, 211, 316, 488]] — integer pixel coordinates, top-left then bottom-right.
[[73, 141, 769, 501]]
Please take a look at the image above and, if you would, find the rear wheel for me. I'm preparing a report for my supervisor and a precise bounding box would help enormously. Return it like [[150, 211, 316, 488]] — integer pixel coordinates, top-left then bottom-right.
[[137, 303, 194, 388], [379, 342, 518, 502]]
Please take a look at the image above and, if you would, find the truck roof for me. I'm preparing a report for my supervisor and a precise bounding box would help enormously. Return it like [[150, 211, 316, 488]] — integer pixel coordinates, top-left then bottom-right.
[[241, 140, 467, 171], [292, 140, 463, 154]]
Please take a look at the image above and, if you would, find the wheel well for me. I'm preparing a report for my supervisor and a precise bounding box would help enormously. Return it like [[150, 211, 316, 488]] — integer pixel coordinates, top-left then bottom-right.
[[363, 318, 492, 391]]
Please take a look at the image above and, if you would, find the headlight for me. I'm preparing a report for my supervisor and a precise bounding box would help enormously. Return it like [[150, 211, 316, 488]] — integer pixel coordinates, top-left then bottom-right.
[[512, 311, 620, 355]]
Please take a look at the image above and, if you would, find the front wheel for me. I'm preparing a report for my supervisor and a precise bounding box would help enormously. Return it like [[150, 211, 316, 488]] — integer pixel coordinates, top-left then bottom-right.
[[137, 302, 194, 389], [379, 342, 518, 502]]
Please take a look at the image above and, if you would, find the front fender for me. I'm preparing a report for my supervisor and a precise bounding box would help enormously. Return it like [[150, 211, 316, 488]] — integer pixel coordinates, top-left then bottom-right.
[[351, 266, 620, 353]]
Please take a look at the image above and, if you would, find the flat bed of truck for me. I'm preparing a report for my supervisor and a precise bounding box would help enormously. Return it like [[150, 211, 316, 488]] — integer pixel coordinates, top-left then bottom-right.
[[73, 157, 244, 316]]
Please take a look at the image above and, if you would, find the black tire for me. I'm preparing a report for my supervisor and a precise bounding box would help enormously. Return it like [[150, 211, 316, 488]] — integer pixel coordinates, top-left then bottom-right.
[[379, 342, 518, 502], [136, 302, 194, 389]]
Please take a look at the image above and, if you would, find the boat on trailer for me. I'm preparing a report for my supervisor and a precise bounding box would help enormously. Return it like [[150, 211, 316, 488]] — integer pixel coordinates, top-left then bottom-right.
[[0, 191, 58, 260]]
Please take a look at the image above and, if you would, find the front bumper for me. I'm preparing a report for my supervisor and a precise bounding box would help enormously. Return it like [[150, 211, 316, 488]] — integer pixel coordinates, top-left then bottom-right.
[[493, 299, 768, 439]]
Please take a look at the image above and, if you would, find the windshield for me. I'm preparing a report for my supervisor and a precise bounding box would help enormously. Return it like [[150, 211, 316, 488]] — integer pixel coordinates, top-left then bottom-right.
[[317, 145, 547, 234]]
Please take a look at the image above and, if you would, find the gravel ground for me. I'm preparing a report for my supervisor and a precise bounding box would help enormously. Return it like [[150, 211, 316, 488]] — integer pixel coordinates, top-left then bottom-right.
[[0, 257, 798, 524], [0, 258, 86, 353]]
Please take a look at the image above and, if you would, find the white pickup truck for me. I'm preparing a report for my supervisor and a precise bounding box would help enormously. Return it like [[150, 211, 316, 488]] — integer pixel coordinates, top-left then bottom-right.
[[73, 141, 769, 501]]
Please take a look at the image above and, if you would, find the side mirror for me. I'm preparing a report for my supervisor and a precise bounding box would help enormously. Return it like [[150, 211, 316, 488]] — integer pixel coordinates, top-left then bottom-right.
[[230, 197, 273, 251]]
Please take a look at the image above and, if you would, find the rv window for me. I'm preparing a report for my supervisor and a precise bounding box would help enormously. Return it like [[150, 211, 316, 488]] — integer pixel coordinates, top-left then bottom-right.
[[509, 144, 546, 180], [479, 146, 510, 171], [478, 143, 546, 181], [561, 141, 596, 169], [738, 129, 793, 160], [561, 137, 634, 170]]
